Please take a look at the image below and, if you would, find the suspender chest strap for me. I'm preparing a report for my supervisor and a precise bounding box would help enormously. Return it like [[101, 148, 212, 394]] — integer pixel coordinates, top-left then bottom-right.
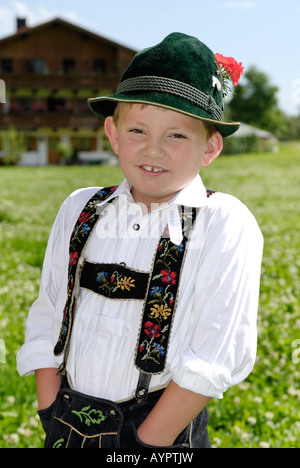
[[134, 205, 197, 374], [54, 186, 118, 369]]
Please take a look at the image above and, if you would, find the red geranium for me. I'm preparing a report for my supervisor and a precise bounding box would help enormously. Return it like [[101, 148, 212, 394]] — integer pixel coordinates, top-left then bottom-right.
[[215, 53, 244, 87]]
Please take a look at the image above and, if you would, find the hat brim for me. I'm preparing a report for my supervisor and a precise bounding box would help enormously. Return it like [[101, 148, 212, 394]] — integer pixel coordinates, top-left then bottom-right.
[[88, 93, 240, 138]]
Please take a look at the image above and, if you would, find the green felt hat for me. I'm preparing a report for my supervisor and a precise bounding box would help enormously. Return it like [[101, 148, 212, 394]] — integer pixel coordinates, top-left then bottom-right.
[[88, 33, 240, 137]]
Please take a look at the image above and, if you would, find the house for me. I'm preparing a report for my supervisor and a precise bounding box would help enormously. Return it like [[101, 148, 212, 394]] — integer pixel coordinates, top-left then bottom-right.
[[235, 123, 278, 152], [222, 122, 279, 155], [0, 17, 137, 165]]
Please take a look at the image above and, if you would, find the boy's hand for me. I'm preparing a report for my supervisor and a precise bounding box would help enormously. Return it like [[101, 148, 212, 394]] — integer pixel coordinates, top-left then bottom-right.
[[137, 380, 211, 446]]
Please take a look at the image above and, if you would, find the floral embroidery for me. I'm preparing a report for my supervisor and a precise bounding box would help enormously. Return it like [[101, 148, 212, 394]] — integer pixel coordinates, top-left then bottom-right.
[[150, 304, 171, 320], [160, 269, 177, 286], [135, 205, 198, 373], [96, 271, 108, 281], [117, 276, 135, 291], [95, 271, 135, 296], [82, 223, 91, 235], [78, 211, 90, 224], [154, 343, 165, 355], [144, 321, 162, 338], [54, 186, 119, 359], [150, 286, 163, 296], [80, 262, 148, 300], [69, 251, 79, 266]]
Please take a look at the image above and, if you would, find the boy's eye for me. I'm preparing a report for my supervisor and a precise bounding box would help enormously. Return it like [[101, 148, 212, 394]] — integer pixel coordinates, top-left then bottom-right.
[[129, 128, 145, 134], [170, 133, 187, 139]]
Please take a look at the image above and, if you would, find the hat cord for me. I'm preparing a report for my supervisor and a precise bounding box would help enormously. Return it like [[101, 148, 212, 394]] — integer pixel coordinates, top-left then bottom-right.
[[116, 75, 223, 121]]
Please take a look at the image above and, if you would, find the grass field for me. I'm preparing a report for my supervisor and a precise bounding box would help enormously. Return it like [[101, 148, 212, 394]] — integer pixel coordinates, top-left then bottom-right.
[[0, 142, 299, 448]]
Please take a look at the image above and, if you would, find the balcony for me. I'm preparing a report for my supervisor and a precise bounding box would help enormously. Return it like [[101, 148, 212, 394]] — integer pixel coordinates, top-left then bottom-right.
[[0, 111, 101, 130], [2, 72, 119, 94]]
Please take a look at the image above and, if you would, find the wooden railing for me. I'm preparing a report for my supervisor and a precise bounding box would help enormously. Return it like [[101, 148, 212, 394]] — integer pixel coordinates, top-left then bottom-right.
[[0, 72, 119, 92], [0, 112, 102, 130]]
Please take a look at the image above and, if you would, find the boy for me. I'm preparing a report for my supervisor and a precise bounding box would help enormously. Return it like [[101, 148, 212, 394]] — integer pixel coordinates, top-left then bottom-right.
[[17, 33, 263, 448]]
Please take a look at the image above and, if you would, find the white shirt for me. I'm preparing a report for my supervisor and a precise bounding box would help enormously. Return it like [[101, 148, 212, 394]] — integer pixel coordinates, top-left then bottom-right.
[[17, 175, 263, 401]]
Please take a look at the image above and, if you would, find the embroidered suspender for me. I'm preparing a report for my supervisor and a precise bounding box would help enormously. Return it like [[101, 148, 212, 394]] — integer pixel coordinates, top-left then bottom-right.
[[54, 186, 118, 372], [54, 186, 215, 397], [134, 206, 197, 374]]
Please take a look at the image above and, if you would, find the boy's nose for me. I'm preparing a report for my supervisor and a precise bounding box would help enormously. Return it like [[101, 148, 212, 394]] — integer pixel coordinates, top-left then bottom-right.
[[144, 137, 164, 158]]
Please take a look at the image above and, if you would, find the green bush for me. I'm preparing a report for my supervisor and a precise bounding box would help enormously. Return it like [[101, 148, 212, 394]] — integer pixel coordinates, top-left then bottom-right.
[[0, 127, 26, 166], [222, 134, 263, 155]]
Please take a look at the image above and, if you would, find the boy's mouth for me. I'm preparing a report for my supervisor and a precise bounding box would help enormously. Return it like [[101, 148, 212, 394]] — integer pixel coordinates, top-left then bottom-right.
[[139, 165, 167, 174]]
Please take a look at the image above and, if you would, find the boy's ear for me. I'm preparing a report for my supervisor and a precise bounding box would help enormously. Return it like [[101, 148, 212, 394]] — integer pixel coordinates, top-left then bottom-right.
[[201, 131, 223, 167], [104, 116, 119, 155]]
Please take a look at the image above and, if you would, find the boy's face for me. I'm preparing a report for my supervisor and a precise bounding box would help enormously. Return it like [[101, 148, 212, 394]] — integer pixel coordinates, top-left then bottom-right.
[[105, 104, 222, 208]]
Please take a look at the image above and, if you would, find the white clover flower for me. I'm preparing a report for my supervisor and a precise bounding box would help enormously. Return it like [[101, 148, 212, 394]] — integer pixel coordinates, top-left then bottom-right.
[[247, 417, 257, 426], [259, 442, 270, 448]]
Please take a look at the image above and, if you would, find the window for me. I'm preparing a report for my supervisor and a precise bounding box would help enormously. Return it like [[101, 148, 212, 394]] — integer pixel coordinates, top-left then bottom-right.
[[62, 59, 76, 74], [15, 98, 30, 112], [29, 58, 47, 74], [73, 137, 96, 151], [94, 59, 107, 74], [47, 98, 66, 113], [1, 58, 13, 73], [76, 98, 90, 113], [49, 137, 58, 151], [24, 136, 37, 151]]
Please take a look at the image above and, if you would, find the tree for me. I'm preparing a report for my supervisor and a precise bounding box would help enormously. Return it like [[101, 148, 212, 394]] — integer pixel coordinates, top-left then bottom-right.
[[228, 66, 287, 138], [1, 127, 26, 165]]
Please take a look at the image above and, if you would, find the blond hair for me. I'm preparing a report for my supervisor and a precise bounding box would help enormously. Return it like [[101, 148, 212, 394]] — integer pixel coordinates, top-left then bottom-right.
[[112, 103, 216, 140]]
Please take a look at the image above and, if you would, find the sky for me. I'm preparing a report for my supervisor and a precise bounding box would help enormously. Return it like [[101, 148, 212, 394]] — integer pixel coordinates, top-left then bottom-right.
[[0, 0, 300, 116]]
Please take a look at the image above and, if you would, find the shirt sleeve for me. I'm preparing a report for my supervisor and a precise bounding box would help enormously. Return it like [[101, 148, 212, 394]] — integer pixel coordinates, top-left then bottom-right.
[[16, 188, 99, 376], [16, 197, 71, 376], [170, 197, 264, 399]]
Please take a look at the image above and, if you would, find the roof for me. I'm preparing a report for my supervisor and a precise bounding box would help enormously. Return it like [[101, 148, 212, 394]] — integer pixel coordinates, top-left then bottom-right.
[[0, 17, 137, 54], [235, 123, 277, 140]]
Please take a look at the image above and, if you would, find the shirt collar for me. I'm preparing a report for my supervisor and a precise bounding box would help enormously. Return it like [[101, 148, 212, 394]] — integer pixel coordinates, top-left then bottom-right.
[[96, 175, 209, 246], [96, 174, 209, 209], [168, 174, 209, 208]]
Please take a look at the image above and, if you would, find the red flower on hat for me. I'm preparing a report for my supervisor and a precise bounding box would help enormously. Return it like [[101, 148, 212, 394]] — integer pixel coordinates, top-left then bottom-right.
[[215, 53, 244, 88]]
